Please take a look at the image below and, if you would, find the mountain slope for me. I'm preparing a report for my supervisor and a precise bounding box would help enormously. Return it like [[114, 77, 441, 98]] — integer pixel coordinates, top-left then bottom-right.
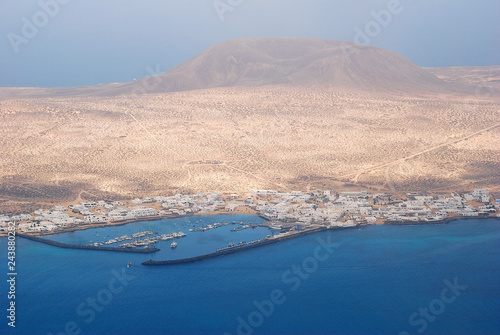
[[0, 37, 477, 99], [103, 37, 459, 95]]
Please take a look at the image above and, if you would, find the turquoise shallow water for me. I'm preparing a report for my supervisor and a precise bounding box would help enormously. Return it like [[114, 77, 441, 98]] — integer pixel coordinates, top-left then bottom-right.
[[1, 216, 499, 335]]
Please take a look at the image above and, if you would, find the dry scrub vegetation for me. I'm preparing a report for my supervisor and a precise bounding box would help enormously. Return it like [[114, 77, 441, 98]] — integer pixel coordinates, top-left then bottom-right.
[[0, 85, 499, 203]]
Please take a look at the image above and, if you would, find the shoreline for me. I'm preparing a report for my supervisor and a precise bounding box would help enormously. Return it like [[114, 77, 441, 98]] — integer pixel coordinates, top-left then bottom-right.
[[2, 189, 498, 238], [1, 211, 498, 238], [0, 210, 253, 237]]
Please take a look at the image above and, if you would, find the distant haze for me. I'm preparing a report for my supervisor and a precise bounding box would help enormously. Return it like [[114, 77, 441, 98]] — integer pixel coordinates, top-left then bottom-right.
[[99, 37, 460, 96], [1, 0, 499, 87]]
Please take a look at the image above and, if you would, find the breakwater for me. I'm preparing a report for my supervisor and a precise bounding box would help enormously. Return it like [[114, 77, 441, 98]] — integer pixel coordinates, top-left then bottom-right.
[[142, 226, 327, 266], [18, 233, 160, 253]]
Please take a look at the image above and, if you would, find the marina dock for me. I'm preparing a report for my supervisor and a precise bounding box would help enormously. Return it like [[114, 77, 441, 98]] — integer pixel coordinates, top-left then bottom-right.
[[94, 230, 186, 248]]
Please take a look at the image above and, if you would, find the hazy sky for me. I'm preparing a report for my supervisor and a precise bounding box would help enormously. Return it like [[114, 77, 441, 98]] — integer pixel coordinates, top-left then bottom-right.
[[1, 0, 498, 87]]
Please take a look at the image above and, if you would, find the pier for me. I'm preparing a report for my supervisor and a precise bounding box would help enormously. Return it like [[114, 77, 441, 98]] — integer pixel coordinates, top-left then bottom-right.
[[189, 221, 230, 232], [18, 234, 160, 253], [94, 230, 186, 248], [142, 225, 327, 266]]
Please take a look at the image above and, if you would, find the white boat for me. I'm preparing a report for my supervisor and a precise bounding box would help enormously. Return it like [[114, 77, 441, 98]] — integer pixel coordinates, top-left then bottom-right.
[[171, 241, 177, 248]]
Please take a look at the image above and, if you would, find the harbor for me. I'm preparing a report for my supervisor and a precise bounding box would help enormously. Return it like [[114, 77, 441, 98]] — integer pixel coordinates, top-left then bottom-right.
[[19, 214, 272, 259], [142, 225, 328, 265], [17, 213, 323, 262]]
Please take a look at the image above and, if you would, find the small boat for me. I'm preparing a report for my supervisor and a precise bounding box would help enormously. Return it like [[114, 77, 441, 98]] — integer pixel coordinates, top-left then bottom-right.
[[171, 241, 177, 248], [127, 262, 132, 268]]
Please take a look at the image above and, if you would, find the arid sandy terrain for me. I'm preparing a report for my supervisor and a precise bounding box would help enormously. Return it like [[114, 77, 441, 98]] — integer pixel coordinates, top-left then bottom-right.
[[0, 38, 499, 211], [1, 85, 498, 205]]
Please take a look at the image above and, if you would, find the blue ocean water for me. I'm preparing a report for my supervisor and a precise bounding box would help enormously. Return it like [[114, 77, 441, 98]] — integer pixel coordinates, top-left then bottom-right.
[[1, 216, 499, 335]]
